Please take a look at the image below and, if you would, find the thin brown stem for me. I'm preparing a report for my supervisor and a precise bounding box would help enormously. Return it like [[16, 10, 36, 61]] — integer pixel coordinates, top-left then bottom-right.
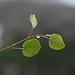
[[0, 37, 28, 52], [0, 34, 49, 52], [28, 28, 34, 37], [36, 34, 49, 39], [0, 35, 36, 52], [11, 47, 24, 50]]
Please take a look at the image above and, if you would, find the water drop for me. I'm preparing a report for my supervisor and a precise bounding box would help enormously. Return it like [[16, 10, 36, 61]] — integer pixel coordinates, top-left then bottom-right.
[[37, 36, 40, 38]]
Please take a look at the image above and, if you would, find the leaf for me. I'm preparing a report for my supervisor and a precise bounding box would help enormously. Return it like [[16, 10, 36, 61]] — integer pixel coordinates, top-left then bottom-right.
[[49, 34, 65, 50], [22, 39, 41, 57], [30, 14, 38, 28]]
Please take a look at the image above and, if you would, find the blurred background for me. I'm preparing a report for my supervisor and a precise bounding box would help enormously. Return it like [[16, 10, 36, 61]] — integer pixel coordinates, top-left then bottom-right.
[[0, 0, 75, 75]]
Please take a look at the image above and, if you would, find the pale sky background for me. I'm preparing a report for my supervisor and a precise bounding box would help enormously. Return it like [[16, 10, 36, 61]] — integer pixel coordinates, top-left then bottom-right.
[[29, 0, 75, 8], [0, 0, 75, 8], [59, 0, 75, 8]]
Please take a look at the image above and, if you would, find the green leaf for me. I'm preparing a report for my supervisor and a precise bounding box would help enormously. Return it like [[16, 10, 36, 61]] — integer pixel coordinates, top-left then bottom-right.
[[22, 39, 41, 57], [30, 14, 38, 28], [49, 34, 65, 50]]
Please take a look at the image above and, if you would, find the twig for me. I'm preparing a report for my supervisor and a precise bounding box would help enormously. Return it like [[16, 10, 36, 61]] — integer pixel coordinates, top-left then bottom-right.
[[36, 34, 49, 39], [0, 34, 48, 52], [28, 28, 34, 37], [0, 37, 28, 52], [11, 47, 24, 50]]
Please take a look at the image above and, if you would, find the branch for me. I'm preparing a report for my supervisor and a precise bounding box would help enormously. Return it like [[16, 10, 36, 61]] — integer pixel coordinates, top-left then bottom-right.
[[28, 28, 34, 37], [11, 47, 24, 50], [0, 37, 28, 52], [0, 34, 48, 52]]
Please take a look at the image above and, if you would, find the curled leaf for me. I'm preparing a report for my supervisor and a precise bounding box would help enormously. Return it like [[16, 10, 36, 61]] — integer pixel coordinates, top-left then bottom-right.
[[22, 39, 41, 57], [30, 14, 38, 28]]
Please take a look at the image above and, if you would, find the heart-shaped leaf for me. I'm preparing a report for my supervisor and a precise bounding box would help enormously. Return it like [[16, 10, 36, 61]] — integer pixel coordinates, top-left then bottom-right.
[[49, 34, 65, 50], [22, 39, 41, 57]]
